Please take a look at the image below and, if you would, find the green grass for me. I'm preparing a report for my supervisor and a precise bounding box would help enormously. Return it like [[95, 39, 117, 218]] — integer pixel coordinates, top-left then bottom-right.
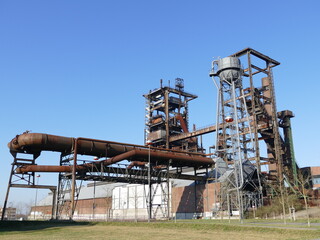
[[177, 218, 320, 226], [0, 220, 319, 240]]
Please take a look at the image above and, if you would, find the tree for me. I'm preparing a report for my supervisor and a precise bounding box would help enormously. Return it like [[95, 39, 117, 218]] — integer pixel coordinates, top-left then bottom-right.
[[296, 170, 312, 227]]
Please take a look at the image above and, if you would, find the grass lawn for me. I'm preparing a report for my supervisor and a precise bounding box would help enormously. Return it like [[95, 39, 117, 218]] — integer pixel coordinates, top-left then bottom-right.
[[0, 220, 319, 240]]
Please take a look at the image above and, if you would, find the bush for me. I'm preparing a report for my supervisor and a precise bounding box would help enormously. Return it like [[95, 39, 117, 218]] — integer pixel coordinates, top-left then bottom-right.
[[247, 194, 303, 219]]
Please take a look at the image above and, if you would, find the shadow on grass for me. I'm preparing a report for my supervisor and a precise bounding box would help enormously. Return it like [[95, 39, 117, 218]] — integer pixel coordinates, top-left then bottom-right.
[[0, 220, 94, 232]]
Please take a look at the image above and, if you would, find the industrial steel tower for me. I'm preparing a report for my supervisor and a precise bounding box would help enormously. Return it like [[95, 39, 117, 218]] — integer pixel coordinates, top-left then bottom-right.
[[210, 56, 262, 219], [209, 48, 298, 218], [143, 78, 200, 152]]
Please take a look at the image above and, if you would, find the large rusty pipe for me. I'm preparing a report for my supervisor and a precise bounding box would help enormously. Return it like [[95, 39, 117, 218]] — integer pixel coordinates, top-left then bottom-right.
[[16, 165, 73, 173], [102, 150, 136, 165], [8, 133, 74, 153], [9, 133, 206, 157], [176, 114, 189, 133], [75, 136, 207, 156], [16, 150, 137, 173], [8, 133, 136, 157], [10, 133, 213, 174], [133, 149, 213, 165], [127, 161, 146, 169], [16, 148, 213, 173]]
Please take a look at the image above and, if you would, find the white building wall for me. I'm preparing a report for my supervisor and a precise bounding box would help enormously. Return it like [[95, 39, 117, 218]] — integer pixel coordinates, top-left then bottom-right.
[[112, 183, 171, 220]]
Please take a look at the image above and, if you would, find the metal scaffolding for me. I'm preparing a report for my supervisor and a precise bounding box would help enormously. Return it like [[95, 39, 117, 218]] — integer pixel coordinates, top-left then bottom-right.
[[143, 78, 199, 151], [210, 54, 262, 219], [208, 48, 300, 218], [1, 151, 56, 221]]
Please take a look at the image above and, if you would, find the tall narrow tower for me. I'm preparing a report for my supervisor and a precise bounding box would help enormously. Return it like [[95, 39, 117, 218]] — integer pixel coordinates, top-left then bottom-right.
[[210, 56, 261, 218]]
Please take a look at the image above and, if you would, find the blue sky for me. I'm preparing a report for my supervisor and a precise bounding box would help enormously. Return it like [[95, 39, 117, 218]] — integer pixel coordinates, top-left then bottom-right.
[[1, 0, 319, 208]]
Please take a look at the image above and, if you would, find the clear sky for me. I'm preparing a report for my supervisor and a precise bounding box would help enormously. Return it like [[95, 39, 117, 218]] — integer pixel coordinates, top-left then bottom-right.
[[1, 0, 320, 209]]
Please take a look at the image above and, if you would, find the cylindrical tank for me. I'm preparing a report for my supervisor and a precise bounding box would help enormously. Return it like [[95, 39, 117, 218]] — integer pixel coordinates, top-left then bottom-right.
[[216, 57, 242, 83]]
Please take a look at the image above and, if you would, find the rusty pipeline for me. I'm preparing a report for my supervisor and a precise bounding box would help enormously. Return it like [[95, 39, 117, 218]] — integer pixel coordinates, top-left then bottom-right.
[[11, 132, 214, 174], [127, 161, 146, 169], [16, 148, 213, 173], [9, 132, 207, 156]]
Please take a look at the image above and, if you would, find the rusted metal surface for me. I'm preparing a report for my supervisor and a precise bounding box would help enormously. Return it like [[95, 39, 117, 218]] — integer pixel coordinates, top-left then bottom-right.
[[16, 165, 71, 173], [102, 150, 136, 165], [127, 161, 146, 169], [143, 79, 199, 151], [9, 132, 214, 173], [169, 115, 273, 143], [16, 148, 213, 174], [10, 132, 207, 155], [8, 133, 74, 154], [262, 77, 272, 116], [169, 124, 219, 142], [175, 114, 189, 133], [132, 148, 213, 166]]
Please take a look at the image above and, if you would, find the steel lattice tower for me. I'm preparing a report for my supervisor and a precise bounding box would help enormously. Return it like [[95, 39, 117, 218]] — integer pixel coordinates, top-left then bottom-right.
[[211, 56, 263, 219]]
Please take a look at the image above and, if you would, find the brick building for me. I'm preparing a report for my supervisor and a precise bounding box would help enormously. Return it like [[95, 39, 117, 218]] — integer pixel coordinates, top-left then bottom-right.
[[29, 180, 220, 220], [0, 207, 16, 220], [301, 166, 320, 190]]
